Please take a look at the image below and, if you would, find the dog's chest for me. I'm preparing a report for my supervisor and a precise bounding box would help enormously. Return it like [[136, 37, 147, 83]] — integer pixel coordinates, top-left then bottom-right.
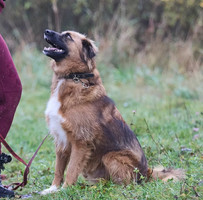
[[45, 80, 67, 149]]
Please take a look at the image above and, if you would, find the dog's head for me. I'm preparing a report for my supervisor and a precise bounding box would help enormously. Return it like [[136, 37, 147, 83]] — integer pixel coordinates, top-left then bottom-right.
[[43, 29, 98, 73]]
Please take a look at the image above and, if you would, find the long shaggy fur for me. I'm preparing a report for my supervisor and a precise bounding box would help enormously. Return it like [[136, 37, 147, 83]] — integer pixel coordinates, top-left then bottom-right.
[[41, 29, 185, 194]]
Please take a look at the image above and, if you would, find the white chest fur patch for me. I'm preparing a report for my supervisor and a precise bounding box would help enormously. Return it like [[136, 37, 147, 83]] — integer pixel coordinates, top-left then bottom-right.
[[45, 80, 67, 150]]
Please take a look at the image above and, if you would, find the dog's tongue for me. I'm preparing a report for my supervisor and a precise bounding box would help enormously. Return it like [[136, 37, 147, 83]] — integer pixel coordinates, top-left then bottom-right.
[[0, 0, 5, 13]]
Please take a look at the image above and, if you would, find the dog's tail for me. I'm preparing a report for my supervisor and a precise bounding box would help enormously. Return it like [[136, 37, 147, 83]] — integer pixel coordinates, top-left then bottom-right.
[[147, 166, 185, 182]]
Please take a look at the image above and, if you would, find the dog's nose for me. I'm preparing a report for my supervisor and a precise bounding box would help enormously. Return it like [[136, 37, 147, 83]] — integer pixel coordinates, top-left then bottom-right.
[[45, 29, 53, 35]]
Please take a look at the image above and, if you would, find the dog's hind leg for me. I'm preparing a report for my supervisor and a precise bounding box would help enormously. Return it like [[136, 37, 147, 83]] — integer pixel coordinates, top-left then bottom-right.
[[83, 163, 110, 184], [102, 150, 145, 184]]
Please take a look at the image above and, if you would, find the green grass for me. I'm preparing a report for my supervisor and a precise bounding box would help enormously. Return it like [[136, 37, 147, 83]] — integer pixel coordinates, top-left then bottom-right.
[[2, 46, 202, 199]]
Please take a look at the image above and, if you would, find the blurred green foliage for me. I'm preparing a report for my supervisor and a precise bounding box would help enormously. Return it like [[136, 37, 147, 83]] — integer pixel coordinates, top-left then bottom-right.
[[0, 0, 202, 50], [4, 47, 203, 199], [0, 1, 202, 198]]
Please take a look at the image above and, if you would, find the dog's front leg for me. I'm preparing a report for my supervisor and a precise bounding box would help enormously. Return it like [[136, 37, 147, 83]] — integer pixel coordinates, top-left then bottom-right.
[[41, 146, 71, 195], [63, 141, 90, 187], [52, 146, 71, 187]]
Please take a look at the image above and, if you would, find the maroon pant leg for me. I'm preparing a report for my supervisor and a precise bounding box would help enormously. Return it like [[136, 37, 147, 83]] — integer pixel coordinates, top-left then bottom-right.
[[0, 34, 22, 153]]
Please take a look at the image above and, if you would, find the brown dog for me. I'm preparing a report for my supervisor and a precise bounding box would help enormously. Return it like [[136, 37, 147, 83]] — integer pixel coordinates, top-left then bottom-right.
[[41, 29, 184, 194]]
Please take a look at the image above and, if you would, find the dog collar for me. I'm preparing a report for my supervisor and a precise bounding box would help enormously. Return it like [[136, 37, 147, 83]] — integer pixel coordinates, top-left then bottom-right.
[[62, 73, 94, 80], [60, 73, 94, 88]]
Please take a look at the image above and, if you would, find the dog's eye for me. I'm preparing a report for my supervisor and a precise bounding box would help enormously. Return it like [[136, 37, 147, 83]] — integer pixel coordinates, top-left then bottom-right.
[[65, 33, 72, 40]]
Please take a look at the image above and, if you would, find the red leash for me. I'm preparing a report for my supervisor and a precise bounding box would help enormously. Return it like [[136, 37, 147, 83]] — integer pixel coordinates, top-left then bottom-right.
[[0, 134, 49, 190]]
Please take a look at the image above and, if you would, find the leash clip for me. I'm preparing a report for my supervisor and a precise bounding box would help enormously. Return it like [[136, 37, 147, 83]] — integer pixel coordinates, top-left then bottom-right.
[[82, 82, 89, 88], [73, 75, 89, 88], [73, 75, 80, 83]]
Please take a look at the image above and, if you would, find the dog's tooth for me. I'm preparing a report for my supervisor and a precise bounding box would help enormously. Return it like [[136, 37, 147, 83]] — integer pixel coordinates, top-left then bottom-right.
[[56, 49, 63, 52]]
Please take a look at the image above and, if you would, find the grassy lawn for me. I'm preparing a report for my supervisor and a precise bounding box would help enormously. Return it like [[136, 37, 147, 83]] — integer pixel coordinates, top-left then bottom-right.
[[2, 47, 202, 199]]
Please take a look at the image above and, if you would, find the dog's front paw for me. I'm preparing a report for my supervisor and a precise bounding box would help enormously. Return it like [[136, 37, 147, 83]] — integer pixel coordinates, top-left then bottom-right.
[[40, 185, 58, 195], [62, 183, 68, 188]]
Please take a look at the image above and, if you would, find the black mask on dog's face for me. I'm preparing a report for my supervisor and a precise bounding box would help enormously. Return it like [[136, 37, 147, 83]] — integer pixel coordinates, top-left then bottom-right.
[[43, 29, 68, 62]]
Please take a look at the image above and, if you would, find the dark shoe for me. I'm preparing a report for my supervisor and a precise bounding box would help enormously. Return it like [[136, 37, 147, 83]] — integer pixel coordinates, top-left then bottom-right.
[[0, 153, 12, 171], [0, 153, 14, 198], [0, 185, 14, 198]]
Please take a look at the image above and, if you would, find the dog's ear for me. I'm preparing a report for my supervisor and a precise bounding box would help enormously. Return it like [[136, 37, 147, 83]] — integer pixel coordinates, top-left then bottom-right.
[[82, 39, 97, 60]]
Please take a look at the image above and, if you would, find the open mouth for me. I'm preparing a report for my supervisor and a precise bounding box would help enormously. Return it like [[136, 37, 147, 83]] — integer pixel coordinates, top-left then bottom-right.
[[43, 37, 65, 54], [43, 29, 68, 61]]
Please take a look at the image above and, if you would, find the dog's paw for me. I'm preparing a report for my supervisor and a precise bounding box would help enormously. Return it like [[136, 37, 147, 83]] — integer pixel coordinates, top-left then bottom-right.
[[40, 185, 58, 195], [62, 183, 68, 188]]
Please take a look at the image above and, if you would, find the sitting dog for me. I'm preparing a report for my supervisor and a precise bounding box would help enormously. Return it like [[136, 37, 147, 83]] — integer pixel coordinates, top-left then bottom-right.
[[41, 29, 184, 194]]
